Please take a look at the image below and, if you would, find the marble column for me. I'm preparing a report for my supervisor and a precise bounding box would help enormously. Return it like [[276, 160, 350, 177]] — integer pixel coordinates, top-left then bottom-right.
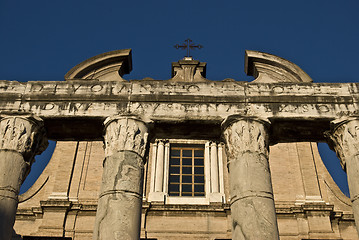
[[326, 118, 359, 236], [93, 116, 149, 240], [222, 116, 279, 240], [0, 116, 48, 240]]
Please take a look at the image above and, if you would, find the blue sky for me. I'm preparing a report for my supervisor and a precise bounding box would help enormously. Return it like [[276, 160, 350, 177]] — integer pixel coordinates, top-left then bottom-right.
[[1, 0, 358, 195]]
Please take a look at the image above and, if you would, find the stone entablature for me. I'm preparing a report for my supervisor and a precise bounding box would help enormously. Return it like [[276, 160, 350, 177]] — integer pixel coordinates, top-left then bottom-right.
[[0, 80, 357, 143], [1, 49, 358, 239]]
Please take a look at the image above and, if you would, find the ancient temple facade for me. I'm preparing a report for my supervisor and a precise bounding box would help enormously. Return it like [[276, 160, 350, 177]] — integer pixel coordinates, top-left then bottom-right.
[[0, 49, 358, 239]]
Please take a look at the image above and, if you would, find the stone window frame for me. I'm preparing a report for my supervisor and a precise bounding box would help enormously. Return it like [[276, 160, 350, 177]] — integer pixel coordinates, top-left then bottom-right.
[[148, 139, 225, 205]]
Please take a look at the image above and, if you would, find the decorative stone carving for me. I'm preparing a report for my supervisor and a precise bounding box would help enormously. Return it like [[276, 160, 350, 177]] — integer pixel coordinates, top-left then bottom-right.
[[103, 116, 148, 158], [0, 115, 47, 240], [326, 118, 359, 236], [222, 116, 269, 161], [326, 118, 359, 170], [222, 116, 279, 240], [0, 116, 48, 162], [93, 116, 149, 240]]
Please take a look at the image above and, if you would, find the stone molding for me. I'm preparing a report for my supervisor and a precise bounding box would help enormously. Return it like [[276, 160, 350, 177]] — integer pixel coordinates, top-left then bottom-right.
[[0, 115, 48, 161], [103, 116, 149, 158]]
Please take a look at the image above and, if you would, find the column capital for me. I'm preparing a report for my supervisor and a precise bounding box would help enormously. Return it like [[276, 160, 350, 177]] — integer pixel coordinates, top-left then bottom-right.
[[222, 116, 270, 160], [103, 115, 149, 158], [221, 115, 270, 131], [325, 117, 359, 170], [330, 117, 359, 129], [0, 115, 48, 162]]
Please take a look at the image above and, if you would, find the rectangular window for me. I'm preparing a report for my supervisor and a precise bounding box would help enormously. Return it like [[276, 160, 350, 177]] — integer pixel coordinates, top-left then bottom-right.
[[168, 144, 205, 197]]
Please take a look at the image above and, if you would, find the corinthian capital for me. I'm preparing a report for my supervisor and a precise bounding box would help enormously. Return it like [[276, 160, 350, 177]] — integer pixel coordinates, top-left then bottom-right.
[[103, 116, 149, 157], [222, 116, 270, 159], [0, 115, 48, 161], [326, 118, 359, 170]]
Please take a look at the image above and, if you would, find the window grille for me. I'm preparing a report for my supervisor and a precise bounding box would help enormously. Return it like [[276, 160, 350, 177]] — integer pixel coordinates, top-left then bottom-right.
[[168, 144, 205, 197]]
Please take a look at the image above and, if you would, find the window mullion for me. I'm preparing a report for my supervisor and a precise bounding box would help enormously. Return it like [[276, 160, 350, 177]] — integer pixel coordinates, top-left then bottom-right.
[[180, 149, 183, 196]]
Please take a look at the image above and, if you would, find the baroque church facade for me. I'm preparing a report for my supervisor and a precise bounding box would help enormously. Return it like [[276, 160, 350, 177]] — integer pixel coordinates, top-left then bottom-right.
[[0, 49, 358, 239]]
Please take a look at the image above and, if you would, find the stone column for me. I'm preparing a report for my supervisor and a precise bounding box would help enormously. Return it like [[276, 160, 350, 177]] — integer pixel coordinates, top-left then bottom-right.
[[326, 118, 359, 236], [93, 116, 149, 240], [0, 116, 48, 240], [222, 116, 279, 240]]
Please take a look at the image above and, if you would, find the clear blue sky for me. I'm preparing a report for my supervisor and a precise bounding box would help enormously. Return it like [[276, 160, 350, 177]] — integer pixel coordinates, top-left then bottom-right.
[[1, 0, 358, 195]]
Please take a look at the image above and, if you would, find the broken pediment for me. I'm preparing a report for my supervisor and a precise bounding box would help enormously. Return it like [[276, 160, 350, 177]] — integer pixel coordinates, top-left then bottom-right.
[[245, 50, 313, 83], [64, 49, 132, 81]]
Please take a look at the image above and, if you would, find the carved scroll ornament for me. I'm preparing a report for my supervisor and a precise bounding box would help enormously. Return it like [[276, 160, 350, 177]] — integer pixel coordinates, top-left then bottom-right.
[[326, 119, 359, 170], [0, 116, 48, 161], [103, 116, 149, 157]]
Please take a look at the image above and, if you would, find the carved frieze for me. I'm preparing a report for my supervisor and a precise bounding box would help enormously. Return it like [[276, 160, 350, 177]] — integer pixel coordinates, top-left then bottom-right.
[[103, 116, 149, 157], [0, 116, 48, 161]]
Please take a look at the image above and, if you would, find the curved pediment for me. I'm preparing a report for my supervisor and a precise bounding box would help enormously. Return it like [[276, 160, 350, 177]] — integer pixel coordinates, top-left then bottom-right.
[[64, 49, 132, 81], [245, 50, 313, 83]]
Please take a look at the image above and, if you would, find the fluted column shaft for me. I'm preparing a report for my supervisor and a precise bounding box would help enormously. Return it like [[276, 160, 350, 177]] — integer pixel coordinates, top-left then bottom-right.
[[222, 117, 279, 240], [327, 119, 359, 236], [0, 116, 48, 240], [93, 116, 149, 240]]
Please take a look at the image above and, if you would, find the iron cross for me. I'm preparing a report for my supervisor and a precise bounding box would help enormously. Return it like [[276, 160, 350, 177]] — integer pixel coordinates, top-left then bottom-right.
[[174, 39, 203, 57]]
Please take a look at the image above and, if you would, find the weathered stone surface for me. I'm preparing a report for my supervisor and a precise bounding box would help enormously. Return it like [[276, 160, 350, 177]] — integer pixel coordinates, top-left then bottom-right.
[[222, 117, 279, 240], [0, 116, 47, 240], [93, 117, 149, 240], [0, 116, 48, 161], [103, 116, 148, 157], [245, 50, 313, 83], [327, 119, 359, 235], [93, 152, 144, 240], [6, 50, 359, 239], [1, 80, 357, 142], [170, 57, 208, 82]]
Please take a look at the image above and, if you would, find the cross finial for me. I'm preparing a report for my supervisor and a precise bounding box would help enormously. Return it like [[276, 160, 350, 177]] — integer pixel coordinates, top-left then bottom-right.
[[174, 39, 203, 58]]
